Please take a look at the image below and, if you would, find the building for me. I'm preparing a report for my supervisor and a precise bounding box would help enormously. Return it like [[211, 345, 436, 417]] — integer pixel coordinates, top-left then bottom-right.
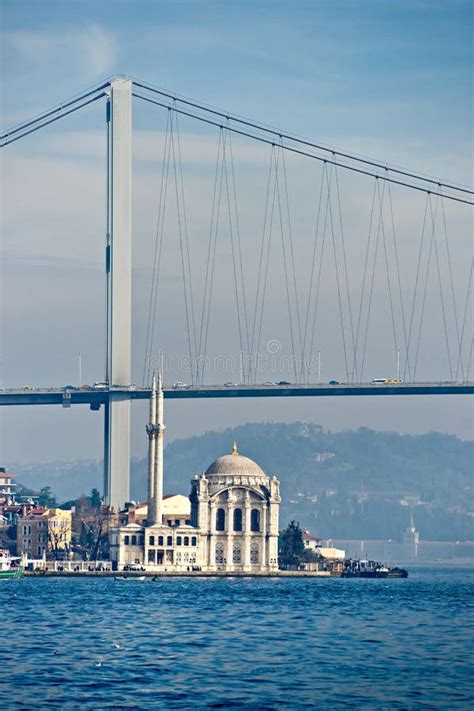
[[17, 508, 72, 559], [110, 373, 281, 572], [303, 529, 345, 561], [0, 468, 15, 500]]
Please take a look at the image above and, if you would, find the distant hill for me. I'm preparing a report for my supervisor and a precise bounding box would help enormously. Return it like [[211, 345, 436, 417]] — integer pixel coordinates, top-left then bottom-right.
[[12, 422, 474, 541]]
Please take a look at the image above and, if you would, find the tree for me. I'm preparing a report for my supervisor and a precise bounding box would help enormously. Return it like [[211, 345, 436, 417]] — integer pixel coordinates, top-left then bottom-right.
[[279, 520, 305, 566], [38, 486, 56, 508], [90, 488, 102, 508]]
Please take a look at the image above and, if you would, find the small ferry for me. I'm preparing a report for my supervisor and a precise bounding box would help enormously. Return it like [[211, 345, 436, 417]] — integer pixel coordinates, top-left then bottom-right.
[[342, 559, 408, 578], [0, 549, 24, 579]]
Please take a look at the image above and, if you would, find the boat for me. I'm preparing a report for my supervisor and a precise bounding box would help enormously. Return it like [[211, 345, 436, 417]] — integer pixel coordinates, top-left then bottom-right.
[[341, 559, 407, 578], [114, 575, 146, 581], [387, 567, 409, 578], [0, 549, 24, 579]]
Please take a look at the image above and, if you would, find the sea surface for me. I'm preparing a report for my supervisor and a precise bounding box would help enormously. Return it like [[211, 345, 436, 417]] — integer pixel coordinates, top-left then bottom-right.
[[2, 567, 473, 710]]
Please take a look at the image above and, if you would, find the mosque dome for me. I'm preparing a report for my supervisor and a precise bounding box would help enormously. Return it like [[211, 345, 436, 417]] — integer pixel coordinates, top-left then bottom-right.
[[204, 442, 266, 478]]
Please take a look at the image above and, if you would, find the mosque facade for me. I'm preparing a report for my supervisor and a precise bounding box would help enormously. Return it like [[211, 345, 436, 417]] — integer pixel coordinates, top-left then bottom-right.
[[109, 375, 280, 572]]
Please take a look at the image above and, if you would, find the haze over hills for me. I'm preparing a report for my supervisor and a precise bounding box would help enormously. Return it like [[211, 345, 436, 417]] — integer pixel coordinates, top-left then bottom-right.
[[12, 422, 474, 542]]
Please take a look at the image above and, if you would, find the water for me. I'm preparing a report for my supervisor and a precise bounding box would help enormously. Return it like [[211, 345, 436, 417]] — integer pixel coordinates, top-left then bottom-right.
[[2, 567, 473, 709]]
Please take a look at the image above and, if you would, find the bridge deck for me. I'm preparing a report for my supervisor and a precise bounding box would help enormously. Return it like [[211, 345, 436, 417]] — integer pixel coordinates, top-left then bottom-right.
[[1, 382, 472, 406]]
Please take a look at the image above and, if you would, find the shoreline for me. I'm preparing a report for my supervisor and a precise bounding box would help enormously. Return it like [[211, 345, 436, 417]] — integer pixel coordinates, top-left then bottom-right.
[[24, 570, 336, 578]]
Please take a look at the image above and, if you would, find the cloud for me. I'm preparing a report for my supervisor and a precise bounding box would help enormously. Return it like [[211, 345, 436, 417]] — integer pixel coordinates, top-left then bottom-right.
[[5, 23, 118, 79]]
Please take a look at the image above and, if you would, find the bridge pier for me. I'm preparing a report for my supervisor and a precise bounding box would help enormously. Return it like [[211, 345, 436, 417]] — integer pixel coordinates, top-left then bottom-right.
[[103, 78, 132, 510]]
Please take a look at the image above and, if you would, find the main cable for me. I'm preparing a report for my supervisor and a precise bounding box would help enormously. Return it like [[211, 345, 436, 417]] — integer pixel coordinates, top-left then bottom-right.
[[132, 93, 473, 206], [0, 92, 106, 147], [132, 79, 473, 197]]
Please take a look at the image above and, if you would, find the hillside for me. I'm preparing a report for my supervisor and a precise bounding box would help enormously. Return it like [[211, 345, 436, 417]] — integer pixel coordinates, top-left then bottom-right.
[[12, 422, 474, 541]]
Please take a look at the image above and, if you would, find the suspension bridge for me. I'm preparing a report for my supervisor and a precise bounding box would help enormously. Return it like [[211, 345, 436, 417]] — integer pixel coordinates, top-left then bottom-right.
[[1, 77, 472, 508]]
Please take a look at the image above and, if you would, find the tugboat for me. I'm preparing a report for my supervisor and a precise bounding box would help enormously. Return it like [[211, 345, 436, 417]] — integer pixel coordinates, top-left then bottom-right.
[[0, 549, 24, 579], [342, 558, 407, 578]]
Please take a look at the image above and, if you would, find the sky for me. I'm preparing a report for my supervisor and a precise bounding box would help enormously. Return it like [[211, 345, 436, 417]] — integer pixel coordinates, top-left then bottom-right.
[[1, 0, 473, 466]]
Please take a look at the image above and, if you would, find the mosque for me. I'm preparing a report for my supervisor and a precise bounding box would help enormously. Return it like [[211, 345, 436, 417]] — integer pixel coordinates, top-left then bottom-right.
[[109, 375, 281, 572]]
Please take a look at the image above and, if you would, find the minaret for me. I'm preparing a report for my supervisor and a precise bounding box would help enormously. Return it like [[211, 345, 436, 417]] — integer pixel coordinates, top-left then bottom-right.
[[146, 372, 158, 523], [151, 370, 165, 526]]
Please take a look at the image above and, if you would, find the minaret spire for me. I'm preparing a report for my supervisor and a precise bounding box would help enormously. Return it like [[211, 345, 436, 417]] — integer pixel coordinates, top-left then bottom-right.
[[146, 372, 158, 524], [150, 369, 165, 526]]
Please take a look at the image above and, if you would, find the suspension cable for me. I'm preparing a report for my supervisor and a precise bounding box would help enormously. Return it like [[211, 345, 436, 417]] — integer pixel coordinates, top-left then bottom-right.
[[132, 93, 473, 206], [250, 147, 275, 378], [1, 83, 109, 142], [227, 124, 252, 380], [441, 199, 464, 380], [360, 180, 387, 382], [404, 194, 430, 382], [413, 196, 439, 380], [334, 158, 357, 381], [307, 163, 332, 383], [430, 197, 454, 380], [352, 179, 377, 383], [142, 111, 172, 385], [275, 151, 299, 383], [455, 257, 473, 381], [301, 163, 326, 382], [0, 92, 106, 147], [387, 181, 411, 381], [280, 141, 303, 372], [132, 79, 473, 198]]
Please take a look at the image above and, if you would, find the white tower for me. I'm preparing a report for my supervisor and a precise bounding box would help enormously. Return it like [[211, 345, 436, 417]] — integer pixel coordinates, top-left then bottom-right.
[[146, 373, 158, 515], [147, 372, 165, 525]]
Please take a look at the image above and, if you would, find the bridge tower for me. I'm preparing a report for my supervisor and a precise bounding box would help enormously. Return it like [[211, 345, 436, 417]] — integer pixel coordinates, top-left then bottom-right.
[[103, 78, 132, 510]]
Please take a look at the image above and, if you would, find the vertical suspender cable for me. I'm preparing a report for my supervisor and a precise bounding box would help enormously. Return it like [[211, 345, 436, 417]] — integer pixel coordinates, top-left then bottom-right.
[[201, 131, 226, 385], [387, 181, 410, 381], [352, 179, 377, 383], [254, 148, 279, 382], [441, 198, 464, 380], [301, 162, 325, 382], [281, 141, 303, 371], [326, 165, 350, 382], [360, 180, 386, 382], [334, 157, 357, 381], [197, 129, 223, 384], [250, 147, 275, 381], [455, 257, 473, 381], [174, 108, 198, 379], [227, 125, 252, 379], [404, 193, 430, 382], [413, 196, 439, 380], [275, 149, 299, 383], [430, 197, 453, 380], [307, 163, 331, 383]]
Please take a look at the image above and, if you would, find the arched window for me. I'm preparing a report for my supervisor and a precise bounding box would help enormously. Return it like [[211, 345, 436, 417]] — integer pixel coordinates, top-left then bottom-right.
[[176, 536, 182, 546], [149, 535, 155, 546], [131, 535, 137, 545], [233, 508, 243, 532], [191, 537, 197, 546], [233, 544, 241, 564], [215, 542, 225, 565], [184, 536, 189, 546], [216, 508, 225, 531], [167, 536, 173, 546], [250, 543, 259, 564], [251, 509, 260, 532], [158, 536, 164, 546], [124, 535, 129, 545]]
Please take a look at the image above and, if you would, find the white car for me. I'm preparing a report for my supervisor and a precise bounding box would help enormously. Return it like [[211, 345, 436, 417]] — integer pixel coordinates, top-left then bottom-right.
[[173, 381, 188, 389], [224, 382, 237, 387]]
